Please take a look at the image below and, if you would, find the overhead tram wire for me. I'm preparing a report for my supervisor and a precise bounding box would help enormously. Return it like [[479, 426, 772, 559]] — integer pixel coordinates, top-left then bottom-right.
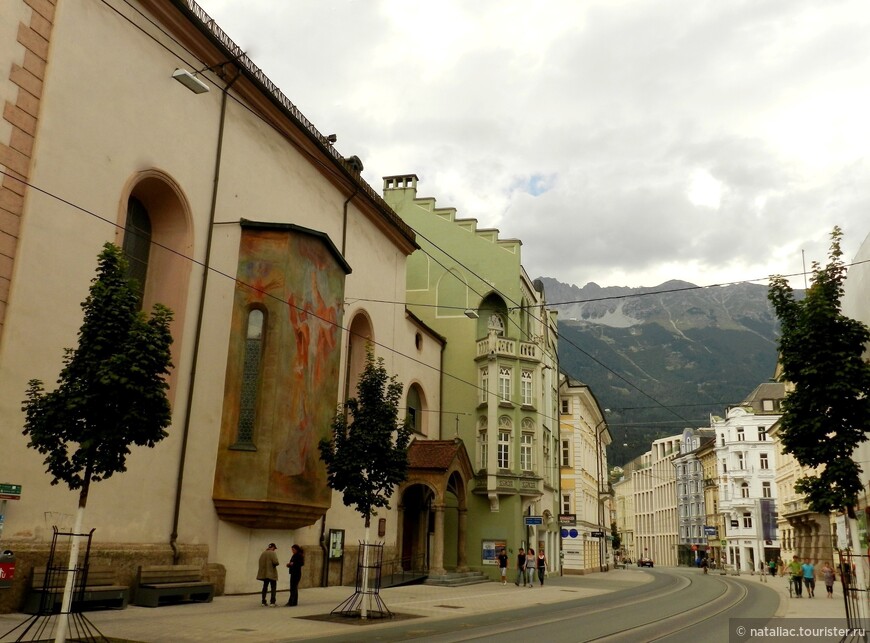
[[100, 0, 698, 425], [105, 0, 801, 426], [0, 170, 564, 429], [37, 1, 816, 429], [0, 166, 798, 432]]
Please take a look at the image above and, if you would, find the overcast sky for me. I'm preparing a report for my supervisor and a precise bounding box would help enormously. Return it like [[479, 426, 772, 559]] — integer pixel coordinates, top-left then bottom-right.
[[196, 0, 870, 290]]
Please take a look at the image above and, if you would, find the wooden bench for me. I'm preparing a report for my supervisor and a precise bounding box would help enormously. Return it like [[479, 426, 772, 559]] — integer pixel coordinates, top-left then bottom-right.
[[133, 565, 214, 607], [23, 566, 129, 614]]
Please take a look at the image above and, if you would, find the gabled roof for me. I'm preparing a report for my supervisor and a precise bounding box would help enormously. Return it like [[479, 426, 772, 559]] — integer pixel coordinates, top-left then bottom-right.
[[408, 439, 465, 471]]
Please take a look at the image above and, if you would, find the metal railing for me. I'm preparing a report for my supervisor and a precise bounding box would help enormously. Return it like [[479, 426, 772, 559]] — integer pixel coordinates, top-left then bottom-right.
[[380, 553, 428, 587]]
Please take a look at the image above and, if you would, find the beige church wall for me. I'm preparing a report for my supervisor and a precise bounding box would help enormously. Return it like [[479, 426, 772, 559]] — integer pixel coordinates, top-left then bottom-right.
[[0, 0, 230, 547], [0, 0, 439, 601]]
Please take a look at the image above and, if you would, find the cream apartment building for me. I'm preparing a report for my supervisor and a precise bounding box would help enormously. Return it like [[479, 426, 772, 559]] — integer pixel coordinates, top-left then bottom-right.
[[612, 462, 637, 561], [768, 407, 834, 565], [558, 375, 611, 573], [696, 437, 724, 565], [634, 434, 681, 567]]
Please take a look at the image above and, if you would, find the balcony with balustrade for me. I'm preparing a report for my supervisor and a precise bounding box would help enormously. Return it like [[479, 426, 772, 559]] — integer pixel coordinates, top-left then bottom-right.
[[476, 337, 540, 362]]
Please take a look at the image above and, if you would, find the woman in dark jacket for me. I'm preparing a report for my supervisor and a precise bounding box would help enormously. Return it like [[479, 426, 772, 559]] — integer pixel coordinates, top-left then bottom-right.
[[286, 545, 304, 606]]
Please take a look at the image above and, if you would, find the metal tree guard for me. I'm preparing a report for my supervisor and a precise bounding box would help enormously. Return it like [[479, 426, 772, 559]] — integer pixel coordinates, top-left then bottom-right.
[[330, 541, 393, 620], [1, 527, 108, 643]]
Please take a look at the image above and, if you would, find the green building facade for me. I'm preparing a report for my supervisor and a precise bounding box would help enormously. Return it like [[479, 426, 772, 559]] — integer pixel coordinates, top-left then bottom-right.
[[384, 175, 561, 579]]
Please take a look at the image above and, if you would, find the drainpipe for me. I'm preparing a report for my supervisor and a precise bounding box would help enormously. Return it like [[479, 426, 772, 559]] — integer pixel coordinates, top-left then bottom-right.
[[340, 186, 359, 255], [170, 67, 241, 563]]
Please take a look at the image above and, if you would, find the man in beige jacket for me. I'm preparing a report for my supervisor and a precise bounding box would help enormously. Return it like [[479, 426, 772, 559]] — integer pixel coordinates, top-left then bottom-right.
[[257, 543, 279, 606]]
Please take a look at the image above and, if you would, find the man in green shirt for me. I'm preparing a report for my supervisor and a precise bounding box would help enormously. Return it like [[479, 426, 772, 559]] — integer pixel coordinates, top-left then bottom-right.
[[788, 555, 804, 597]]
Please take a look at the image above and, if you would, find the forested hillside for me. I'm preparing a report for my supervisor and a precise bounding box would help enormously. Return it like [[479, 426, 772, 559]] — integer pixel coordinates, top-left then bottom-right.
[[541, 278, 783, 465]]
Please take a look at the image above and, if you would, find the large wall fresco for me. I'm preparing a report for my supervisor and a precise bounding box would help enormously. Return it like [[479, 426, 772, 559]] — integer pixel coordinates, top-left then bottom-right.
[[213, 222, 348, 529]]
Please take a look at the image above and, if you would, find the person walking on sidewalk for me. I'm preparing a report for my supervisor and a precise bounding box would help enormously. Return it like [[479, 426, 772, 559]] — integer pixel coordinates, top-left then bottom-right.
[[537, 549, 548, 586], [758, 561, 767, 582], [768, 559, 777, 578], [515, 548, 526, 586], [821, 561, 835, 598], [802, 558, 816, 598], [286, 544, 304, 606], [788, 555, 803, 597], [526, 549, 536, 587], [257, 543, 279, 606], [498, 548, 509, 585]]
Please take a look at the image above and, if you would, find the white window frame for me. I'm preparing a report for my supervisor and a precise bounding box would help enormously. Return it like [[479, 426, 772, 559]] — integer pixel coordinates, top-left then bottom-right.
[[560, 438, 570, 467], [762, 481, 772, 498], [498, 367, 512, 403], [561, 398, 570, 414], [498, 430, 511, 469], [520, 433, 533, 471], [521, 369, 533, 406], [759, 453, 769, 470], [479, 368, 488, 404]]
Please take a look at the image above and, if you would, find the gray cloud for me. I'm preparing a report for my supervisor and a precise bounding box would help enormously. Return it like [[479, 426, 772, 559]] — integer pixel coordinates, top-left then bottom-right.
[[199, 0, 870, 287]]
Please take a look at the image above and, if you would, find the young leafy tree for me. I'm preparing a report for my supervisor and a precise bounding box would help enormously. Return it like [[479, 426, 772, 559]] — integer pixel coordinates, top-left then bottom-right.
[[22, 242, 173, 642], [319, 344, 410, 618], [768, 226, 870, 516]]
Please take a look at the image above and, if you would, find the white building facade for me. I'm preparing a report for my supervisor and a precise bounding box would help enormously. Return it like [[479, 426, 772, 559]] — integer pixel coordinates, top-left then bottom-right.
[[713, 383, 784, 573]]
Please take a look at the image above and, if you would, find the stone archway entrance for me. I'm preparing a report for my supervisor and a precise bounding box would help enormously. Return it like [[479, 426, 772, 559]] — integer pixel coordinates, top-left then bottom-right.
[[400, 483, 434, 572], [398, 440, 474, 576]]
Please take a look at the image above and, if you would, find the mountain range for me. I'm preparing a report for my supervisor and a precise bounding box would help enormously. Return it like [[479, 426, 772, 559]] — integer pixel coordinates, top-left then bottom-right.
[[539, 277, 785, 466]]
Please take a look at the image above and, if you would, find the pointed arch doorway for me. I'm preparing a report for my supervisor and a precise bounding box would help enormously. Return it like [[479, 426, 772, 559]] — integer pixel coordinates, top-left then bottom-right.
[[397, 440, 474, 576]]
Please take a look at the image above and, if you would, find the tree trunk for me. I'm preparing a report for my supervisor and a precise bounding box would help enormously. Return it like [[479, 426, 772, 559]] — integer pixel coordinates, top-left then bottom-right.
[[54, 477, 89, 643], [361, 513, 371, 620]]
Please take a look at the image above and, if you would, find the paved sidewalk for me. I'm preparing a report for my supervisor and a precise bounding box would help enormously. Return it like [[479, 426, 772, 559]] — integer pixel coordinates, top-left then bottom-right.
[[0, 570, 653, 643], [731, 569, 848, 619]]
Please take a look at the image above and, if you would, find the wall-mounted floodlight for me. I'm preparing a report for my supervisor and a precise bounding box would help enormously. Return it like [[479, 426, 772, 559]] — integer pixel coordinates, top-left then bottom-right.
[[172, 68, 210, 94], [464, 309, 479, 319]]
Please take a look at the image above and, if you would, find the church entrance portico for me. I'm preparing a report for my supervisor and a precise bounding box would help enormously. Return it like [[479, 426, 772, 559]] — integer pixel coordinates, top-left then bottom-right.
[[397, 440, 473, 576]]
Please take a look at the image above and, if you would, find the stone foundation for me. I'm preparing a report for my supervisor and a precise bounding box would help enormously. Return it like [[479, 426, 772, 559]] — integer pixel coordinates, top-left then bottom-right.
[[0, 541, 216, 614]]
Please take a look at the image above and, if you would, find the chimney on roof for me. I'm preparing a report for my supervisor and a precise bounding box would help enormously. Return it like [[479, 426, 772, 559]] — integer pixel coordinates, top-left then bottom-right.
[[383, 174, 419, 192]]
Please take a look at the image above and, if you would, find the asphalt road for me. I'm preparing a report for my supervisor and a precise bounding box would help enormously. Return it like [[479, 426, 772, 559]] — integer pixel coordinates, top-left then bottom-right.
[[308, 568, 779, 643]]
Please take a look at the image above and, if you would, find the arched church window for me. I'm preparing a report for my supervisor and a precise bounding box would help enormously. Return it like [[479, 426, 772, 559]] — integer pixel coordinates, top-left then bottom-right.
[[234, 308, 265, 449], [122, 196, 152, 308]]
